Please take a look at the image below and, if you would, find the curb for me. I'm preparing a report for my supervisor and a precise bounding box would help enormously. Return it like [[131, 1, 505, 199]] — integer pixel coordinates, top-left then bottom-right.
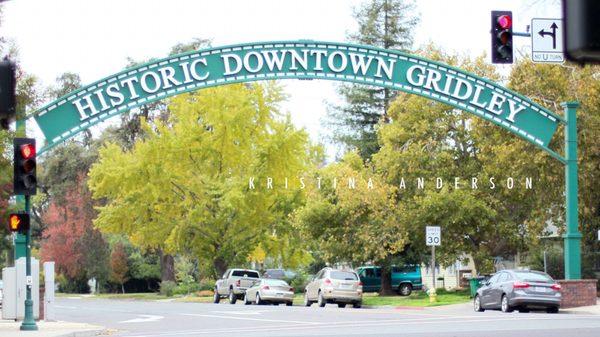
[[57, 329, 110, 337]]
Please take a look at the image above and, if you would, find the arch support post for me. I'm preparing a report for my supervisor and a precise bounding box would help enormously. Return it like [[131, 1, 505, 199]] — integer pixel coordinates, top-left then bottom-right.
[[562, 101, 581, 280]]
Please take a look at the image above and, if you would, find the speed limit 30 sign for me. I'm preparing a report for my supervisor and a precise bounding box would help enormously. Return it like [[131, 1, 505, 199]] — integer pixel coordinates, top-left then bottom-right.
[[426, 226, 441, 246]]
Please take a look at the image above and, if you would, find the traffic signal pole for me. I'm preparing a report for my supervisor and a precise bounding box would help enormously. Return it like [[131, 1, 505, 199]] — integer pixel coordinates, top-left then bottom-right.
[[563, 102, 581, 280], [14, 118, 27, 260], [20, 194, 37, 331]]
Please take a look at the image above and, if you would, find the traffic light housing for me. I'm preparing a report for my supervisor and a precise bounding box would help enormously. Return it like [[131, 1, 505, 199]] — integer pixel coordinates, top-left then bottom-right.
[[563, 0, 600, 63], [7, 213, 30, 233], [13, 138, 37, 195], [0, 60, 16, 130], [491, 11, 513, 64]]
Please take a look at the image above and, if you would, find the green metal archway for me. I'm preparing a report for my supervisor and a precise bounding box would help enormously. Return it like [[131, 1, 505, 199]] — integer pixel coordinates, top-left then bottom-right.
[[27, 40, 582, 279]]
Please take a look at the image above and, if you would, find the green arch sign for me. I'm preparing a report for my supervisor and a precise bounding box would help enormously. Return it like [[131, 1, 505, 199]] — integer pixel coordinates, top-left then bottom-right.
[[27, 40, 583, 281], [32, 40, 563, 157]]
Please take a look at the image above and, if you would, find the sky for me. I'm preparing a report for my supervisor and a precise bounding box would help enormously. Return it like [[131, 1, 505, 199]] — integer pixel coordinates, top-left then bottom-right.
[[1, 0, 561, 158]]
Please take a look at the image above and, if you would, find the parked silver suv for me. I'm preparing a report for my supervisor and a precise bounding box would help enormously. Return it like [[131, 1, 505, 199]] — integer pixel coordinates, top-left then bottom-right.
[[304, 267, 363, 308]]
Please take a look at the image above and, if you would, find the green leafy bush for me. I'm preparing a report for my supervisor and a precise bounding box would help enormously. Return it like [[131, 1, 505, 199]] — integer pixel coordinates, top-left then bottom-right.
[[159, 280, 177, 297]]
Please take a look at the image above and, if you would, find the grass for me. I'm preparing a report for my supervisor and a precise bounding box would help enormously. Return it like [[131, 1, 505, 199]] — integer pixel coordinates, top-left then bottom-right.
[[361, 289, 471, 307], [56, 289, 471, 307]]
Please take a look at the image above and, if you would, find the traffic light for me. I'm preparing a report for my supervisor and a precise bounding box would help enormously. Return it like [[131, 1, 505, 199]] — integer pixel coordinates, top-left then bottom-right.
[[7, 213, 30, 233], [491, 11, 513, 64], [0, 60, 16, 130], [563, 0, 600, 63], [13, 138, 37, 195]]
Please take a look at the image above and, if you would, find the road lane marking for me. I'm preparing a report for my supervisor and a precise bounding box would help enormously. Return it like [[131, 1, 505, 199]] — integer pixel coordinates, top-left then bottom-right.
[[119, 314, 164, 323], [126, 314, 600, 337], [181, 313, 318, 324], [211, 310, 263, 315]]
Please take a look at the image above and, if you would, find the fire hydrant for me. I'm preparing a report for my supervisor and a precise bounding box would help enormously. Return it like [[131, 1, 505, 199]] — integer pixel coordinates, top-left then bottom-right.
[[428, 287, 437, 303]]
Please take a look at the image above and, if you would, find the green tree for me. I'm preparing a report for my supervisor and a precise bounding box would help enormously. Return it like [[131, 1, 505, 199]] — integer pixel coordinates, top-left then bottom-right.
[[88, 83, 318, 277], [293, 152, 405, 295], [372, 47, 540, 274], [327, 0, 418, 159]]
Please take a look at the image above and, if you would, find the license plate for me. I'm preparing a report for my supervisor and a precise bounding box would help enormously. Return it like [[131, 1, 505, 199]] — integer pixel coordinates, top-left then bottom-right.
[[276, 293, 284, 297], [534, 287, 548, 292], [341, 284, 353, 289]]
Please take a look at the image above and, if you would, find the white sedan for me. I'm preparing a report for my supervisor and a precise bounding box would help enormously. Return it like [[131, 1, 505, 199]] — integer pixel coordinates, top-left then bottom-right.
[[244, 279, 294, 306]]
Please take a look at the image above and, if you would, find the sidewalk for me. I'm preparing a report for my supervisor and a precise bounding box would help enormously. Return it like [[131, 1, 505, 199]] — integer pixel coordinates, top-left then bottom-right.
[[0, 320, 106, 337], [561, 298, 600, 315]]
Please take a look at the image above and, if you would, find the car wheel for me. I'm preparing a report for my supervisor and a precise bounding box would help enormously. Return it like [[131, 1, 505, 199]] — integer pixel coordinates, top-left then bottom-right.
[[337, 303, 346, 308], [353, 302, 362, 309], [243, 293, 251, 305], [474, 295, 484, 312], [286, 301, 293, 306], [546, 306, 559, 314], [398, 283, 413, 296], [303, 292, 312, 307], [317, 291, 326, 307], [213, 289, 220, 304], [501, 295, 513, 313], [255, 292, 263, 305], [228, 289, 237, 304]]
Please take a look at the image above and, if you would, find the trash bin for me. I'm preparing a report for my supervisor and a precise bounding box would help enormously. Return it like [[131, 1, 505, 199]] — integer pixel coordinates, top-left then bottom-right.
[[468, 276, 486, 298]]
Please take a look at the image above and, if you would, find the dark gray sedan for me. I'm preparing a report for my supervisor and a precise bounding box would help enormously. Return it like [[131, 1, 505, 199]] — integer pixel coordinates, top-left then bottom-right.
[[474, 269, 561, 313]]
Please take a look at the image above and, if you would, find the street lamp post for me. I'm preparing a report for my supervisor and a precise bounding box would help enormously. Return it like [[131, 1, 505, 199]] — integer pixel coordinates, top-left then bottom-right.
[[20, 195, 38, 331]]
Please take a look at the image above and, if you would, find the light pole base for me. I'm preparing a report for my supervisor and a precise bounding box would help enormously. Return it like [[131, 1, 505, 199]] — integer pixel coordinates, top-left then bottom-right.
[[20, 321, 39, 331], [20, 298, 38, 331]]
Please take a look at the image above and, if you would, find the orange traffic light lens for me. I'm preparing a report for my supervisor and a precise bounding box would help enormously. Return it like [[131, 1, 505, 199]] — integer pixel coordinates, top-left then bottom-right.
[[20, 143, 35, 159], [9, 214, 21, 230]]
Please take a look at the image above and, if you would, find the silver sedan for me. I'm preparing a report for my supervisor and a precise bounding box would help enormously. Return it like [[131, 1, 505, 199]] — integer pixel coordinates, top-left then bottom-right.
[[244, 279, 294, 306]]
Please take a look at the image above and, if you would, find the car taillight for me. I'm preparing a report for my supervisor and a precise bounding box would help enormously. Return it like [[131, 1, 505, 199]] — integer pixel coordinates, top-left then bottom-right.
[[236, 280, 241, 286], [513, 281, 530, 289], [262, 285, 270, 290], [551, 284, 562, 291], [358, 282, 363, 287], [289, 287, 294, 292], [324, 278, 332, 285]]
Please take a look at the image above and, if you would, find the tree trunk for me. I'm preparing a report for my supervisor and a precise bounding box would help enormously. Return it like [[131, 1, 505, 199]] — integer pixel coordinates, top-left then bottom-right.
[[213, 256, 228, 278], [379, 264, 395, 296], [159, 250, 176, 282], [121, 283, 125, 294]]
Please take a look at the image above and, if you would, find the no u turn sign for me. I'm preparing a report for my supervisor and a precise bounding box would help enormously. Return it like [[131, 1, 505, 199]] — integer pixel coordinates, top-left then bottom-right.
[[531, 18, 564, 63]]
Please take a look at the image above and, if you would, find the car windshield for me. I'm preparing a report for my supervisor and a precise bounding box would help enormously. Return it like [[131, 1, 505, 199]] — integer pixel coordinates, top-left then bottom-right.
[[263, 279, 289, 286], [513, 271, 553, 283], [231, 270, 260, 278], [330, 271, 358, 280]]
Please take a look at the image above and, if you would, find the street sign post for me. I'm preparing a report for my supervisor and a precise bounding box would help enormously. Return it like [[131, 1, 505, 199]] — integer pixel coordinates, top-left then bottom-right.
[[426, 226, 441, 302], [532, 18, 564, 63]]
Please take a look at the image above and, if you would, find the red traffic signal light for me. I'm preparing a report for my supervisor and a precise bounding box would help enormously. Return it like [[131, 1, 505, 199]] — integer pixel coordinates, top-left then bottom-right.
[[20, 143, 36, 160], [497, 15, 512, 30], [7, 213, 30, 233], [491, 11, 513, 64], [13, 138, 37, 195]]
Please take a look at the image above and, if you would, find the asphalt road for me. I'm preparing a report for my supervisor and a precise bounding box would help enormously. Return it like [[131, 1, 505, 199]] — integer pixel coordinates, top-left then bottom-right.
[[54, 297, 600, 337]]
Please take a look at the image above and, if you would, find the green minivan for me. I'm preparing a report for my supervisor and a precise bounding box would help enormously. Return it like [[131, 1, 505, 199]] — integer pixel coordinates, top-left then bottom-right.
[[357, 265, 423, 296]]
